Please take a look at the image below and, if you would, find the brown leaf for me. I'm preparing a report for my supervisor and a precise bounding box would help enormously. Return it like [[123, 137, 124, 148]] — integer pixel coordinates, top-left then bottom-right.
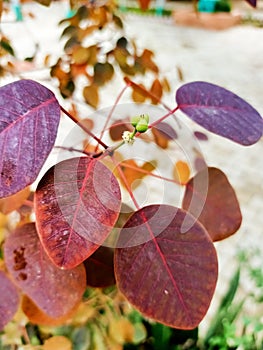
[[93, 62, 114, 86], [78, 25, 98, 41], [83, 85, 99, 108], [33, 0, 51, 6], [131, 83, 147, 103], [162, 77, 171, 93], [177, 66, 184, 81], [139, 49, 159, 73], [150, 78, 163, 105], [173, 160, 191, 185], [22, 295, 78, 326], [72, 46, 90, 65], [183, 167, 242, 241], [109, 119, 132, 141], [0, 187, 30, 214], [117, 159, 156, 190], [114, 47, 129, 67], [87, 45, 97, 66]]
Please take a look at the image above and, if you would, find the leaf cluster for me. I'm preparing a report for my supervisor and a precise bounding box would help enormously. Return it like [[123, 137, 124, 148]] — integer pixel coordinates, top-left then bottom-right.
[[0, 77, 262, 342], [50, 3, 169, 108]]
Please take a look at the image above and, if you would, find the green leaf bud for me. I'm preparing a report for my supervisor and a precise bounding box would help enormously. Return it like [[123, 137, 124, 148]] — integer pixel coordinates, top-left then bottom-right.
[[140, 114, 149, 123], [136, 119, 148, 133], [131, 115, 140, 127]]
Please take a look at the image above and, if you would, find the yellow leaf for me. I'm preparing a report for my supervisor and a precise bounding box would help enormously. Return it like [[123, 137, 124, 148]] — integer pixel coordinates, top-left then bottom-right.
[[72, 46, 90, 65], [87, 45, 97, 66], [83, 85, 99, 108], [173, 160, 190, 185], [131, 83, 147, 103], [109, 318, 134, 344], [150, 78, 163, 105], [0, 187, 30, 214], [43, 336, 72, 350], [22, 295, 78, 327], [162, 77, 171, 92], [117, 159, 156, 190]]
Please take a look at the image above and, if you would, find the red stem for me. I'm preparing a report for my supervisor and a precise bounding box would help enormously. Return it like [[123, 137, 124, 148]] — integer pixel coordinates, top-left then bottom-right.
[[124, 77, 176, 113], [111, 155, 141, 211], [95, 84, 129, 152], [60, 105, 108, 150], [149, 105, 179, 128], [120, 161, 182, 186]]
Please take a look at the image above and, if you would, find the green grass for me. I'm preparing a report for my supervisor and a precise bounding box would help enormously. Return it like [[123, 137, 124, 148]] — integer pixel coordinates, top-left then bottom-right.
[[118, 6, 172, 17]]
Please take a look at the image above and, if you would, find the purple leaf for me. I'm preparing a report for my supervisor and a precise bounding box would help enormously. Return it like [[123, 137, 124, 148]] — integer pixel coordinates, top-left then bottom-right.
[[4, 223, 86, 318], [245, 0, 257, 7], [0, 271, 19, 330], [176, 82, 263, 145], [115, 205, 218, 329], [0, 80, 60, 198]]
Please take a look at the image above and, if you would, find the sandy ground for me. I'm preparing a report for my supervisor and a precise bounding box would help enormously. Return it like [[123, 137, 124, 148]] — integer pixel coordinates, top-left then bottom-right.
[[1, 0, 263, 336]]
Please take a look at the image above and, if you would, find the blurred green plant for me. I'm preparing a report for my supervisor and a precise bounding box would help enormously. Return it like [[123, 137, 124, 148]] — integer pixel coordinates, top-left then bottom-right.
[[203, 249, 263, 350]]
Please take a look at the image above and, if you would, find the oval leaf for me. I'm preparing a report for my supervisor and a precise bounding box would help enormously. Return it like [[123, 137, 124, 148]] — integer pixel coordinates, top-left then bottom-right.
[[173, 160, 190, 185], [4, 223, 86, 318], [34, 157, 121, 269], [0, 271, 20, 330], [0, 186, 30, 214], [150, 78, 163, 105], [115, 205, 218, 329], [0, 80, 60, 198], [176, 81, 263, 145], [182, 167, 242, 242], [22, 295, 78, 326], [83, 85, 99, 108]]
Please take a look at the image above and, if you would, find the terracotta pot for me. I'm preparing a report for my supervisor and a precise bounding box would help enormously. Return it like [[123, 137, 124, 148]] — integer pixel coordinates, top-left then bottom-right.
[[138, 0, 151, 11], [173, 10, 241, 30]]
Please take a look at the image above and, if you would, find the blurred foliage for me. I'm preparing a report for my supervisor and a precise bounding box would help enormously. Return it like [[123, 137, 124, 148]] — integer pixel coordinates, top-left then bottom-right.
[[0, 1, 262, 349], [49, 1, 170, 108]]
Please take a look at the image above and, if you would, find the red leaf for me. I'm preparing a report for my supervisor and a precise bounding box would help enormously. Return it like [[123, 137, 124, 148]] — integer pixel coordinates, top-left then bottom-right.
[[4, 223, 86, 318], [0, 80, 60, 197], [109, 119, 132, 141], [34, 157, 121, 269], [0, 271, 19, 330], [182, 167, 242, 242], [114, 205, 218, 329]]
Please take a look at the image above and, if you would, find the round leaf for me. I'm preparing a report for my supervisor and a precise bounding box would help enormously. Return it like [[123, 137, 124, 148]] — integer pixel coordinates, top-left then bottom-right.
[[183, 167, 242, 242], [115, 205, 218, 329], [0, 80, 60, 197], [34, 157, 121, 269], [22, 295, 78, 326], [176, 81, 263, 145], [0, 271, 19, 330], [4, 223, 86, 318]]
